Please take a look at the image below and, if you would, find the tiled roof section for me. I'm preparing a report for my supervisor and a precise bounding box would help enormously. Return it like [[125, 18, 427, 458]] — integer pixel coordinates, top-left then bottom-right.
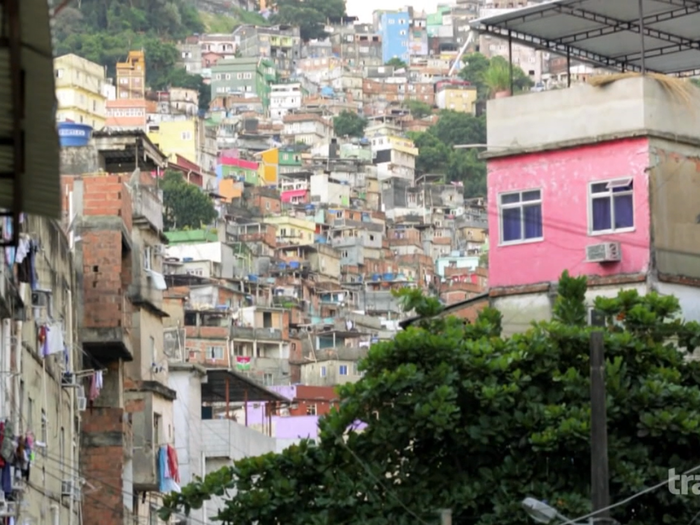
[[282, 113, 328, 124]]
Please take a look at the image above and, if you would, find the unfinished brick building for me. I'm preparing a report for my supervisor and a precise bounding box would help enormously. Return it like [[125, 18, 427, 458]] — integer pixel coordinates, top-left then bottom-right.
[[62, 130, 174, 525]]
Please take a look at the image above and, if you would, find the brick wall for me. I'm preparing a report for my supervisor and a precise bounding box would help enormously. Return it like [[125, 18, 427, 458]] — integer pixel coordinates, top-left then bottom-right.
[[82, 230, 131, 330], [81, 407, 128, 525], [76, 174, 134, 231], [186, 336, 230, 368]]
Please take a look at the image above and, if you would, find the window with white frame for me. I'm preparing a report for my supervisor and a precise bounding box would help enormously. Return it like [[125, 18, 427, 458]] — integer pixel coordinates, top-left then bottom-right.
[[339, 365, 348, 376], [499, 189, 543, 243], [207, 346, 224, 360], [589, 179, 634, 233], [181, 131, 192, 140], [320, 365, 327, 377], [143, 246, 152, 270]]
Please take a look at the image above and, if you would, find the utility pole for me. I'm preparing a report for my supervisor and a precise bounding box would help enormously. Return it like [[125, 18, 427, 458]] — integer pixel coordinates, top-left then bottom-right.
[[590, 332, 611, 525], [440, 509, 452, 525]]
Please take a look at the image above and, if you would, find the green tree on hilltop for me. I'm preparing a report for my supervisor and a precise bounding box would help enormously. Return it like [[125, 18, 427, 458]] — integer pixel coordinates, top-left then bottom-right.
[[53, 0, 205, 91], [409, 110, 487, 197], [333, 110, 367, 138], [160, 171, 218, 230], [160, 271, 700, 525], [272, 0, 346, 41]]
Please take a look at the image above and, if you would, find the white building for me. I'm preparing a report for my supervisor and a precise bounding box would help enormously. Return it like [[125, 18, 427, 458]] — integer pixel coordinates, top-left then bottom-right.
[[270, 83, 302, 120], [168, 366, 284, 523], [282, 114, 332, 145]]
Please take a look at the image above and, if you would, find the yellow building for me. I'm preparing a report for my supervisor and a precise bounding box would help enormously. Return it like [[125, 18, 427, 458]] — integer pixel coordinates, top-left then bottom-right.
[[116, 50, 146, 99], [435, 84, 478, 114], [264, 215, 316, 244], [147, 119, 199, 164], [256, 148, 279, 185], [54, 53, 108, 129]]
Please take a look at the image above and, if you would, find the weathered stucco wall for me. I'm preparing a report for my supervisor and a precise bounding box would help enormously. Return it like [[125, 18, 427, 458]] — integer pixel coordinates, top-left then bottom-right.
[[648, 138, 700, 282]]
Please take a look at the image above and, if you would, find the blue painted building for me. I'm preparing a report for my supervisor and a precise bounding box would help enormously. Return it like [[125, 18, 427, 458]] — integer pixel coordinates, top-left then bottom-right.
[[376, 10, 410, 64]]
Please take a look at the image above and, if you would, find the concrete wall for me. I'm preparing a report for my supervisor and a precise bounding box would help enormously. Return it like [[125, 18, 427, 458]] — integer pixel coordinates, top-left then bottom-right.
[[15, 216, 81, 525], [300, 359, 361, 387], [494, 281, 649, 336], [169, 367, 206, 525], [487, 139, 651, 288], [647, 137, 700, 282], [486, 76, 700, 152]]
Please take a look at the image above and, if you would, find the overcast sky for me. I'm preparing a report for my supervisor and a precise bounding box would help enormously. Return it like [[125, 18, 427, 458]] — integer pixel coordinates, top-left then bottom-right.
[[345, 0, 441, 23]]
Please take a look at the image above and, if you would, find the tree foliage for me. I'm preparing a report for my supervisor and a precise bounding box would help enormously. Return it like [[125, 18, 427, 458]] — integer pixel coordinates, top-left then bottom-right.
[[333, 110, 367, 138], [272, 0, 346, 41], [405, 100, 433, 119], [53, 0, 207, 95], [160, 271, 700, 525], [386, 57, 407, 69], [160, 171, 218, 230], [460, 52, 534, 100], [409, 110, 487, 197]]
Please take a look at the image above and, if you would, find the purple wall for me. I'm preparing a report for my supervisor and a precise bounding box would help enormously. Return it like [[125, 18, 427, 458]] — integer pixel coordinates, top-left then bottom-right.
[[241, 385, 366, 441]]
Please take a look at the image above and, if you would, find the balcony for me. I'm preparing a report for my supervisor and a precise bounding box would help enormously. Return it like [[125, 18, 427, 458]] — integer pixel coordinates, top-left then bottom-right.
[[132, 186, 164, 232], [202, 419, 276, 460], [129, 268, 165, 314], [272, 295, 300, 307], [231, 326, 283, 341], [81, 299, 134, 362]]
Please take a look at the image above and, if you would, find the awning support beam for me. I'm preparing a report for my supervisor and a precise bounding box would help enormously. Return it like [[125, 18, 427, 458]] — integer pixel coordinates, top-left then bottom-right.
[[552, 4, 700, 53]]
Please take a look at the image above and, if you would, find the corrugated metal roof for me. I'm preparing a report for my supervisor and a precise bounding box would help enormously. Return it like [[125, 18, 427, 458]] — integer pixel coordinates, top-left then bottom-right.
[[471, 0, 700, 76], [0, 0, 60, 219]]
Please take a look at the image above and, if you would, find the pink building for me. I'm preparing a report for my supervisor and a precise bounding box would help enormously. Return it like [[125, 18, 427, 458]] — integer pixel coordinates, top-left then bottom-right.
[[488, 139, 651, 289], [485, 76, 700, 333], [281, 188, 309, 204]]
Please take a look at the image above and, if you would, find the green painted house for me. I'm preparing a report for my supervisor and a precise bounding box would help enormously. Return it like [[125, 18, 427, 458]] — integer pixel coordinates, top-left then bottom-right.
[[278, 146, 303, 174], [210, 57, 276, 109]]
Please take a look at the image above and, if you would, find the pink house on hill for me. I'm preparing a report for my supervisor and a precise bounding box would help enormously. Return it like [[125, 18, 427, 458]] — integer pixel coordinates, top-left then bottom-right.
[[485, 76, 700, 334]]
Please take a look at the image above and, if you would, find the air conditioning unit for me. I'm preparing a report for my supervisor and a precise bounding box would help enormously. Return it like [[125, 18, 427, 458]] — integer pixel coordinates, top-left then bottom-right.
[[61, 479, 81, 500], [290, 328, 298, 335], [77, 396, 87, 412], [585, 242, 621, 263], [153, 244, 166, 256], [31, 290, 51, 308]]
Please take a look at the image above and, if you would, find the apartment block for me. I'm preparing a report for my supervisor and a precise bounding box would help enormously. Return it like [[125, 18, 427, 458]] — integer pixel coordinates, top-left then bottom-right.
[[54, 53, 108, 129]]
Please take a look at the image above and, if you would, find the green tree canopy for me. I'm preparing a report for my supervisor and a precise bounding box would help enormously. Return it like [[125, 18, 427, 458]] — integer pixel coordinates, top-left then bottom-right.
[[386, 57, 408, 69], [333, 110, 367, 138], [409, 110, 487, 197], [53, 0, 205, 91], [272, 0, 346, 41], [459, 52, 534, 100], [405, 100, 433, 119], [160, 271, 700, 525], [160, 170, 218, 230]]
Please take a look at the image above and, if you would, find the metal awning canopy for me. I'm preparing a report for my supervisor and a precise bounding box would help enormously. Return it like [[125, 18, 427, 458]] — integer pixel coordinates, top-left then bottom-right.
[[471, 0, 700, 76], [201, 368, 289, 404]]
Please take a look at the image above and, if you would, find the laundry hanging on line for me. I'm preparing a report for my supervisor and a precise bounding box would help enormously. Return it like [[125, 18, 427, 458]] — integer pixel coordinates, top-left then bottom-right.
[[158, 445, 181, 494], [40, 322, 65, 358], [89, 371, 103, 401]]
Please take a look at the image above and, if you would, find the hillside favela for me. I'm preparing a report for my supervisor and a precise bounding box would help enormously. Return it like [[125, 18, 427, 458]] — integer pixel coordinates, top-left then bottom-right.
[[3, 0, 700, 523]]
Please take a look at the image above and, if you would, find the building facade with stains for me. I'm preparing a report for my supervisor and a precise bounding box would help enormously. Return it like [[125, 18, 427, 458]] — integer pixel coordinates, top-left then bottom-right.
[[485, 76, 700, 334], [61, 129, 176, 525]]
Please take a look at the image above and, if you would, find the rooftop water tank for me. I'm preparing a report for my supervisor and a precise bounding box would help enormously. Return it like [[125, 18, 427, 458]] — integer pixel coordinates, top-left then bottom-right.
[[57, 122, 93, 148]]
